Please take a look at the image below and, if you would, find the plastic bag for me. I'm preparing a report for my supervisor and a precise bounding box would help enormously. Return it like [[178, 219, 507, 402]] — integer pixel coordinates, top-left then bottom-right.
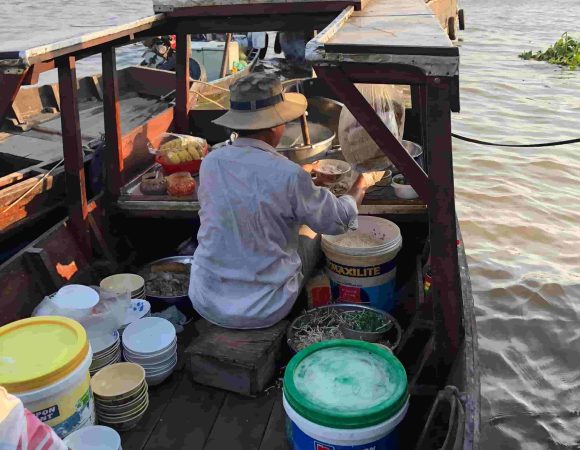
[[338, 84, 405, 173], [148, 132, 207, 159], [0, 387, 67, 450], [33, 286, 128, 340], [151, 306, 187, 333]]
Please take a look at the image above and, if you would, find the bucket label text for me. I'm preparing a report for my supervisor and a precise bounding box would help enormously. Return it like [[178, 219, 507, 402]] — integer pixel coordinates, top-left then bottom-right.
[[33, 405, 60, 422], [326, 259, 396, 278]]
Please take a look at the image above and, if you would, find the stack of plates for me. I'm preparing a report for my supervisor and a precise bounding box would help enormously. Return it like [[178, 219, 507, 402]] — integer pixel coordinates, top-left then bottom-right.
[[63, 425, 122, 450], [91, 363, 149, 432], [122, 317, 177, 386], [89, 330, 121, 376], [100, 274, 145, 299], [119, 299, 152, 333]]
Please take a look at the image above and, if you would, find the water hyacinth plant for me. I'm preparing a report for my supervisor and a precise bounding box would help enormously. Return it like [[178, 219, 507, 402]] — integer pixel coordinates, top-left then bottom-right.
[[519, 33, 580, 70]]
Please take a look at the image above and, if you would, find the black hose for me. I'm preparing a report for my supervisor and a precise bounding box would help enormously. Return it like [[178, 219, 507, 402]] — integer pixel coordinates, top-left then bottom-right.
[[452, 133, 580, 148]]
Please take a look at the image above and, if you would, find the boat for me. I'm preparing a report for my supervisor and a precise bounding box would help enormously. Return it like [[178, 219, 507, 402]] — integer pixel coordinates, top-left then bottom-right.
[[0, 0, 479, 448], [0, 42, 260, 259]]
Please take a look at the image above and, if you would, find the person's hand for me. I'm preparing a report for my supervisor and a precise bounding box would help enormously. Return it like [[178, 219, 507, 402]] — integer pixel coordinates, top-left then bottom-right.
[[301, 160, 320, 174]]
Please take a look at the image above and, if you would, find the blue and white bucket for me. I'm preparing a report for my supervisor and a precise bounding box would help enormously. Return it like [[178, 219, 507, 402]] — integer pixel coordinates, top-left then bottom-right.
[[283, 340, 409, 450], [321, 216, 402, 312]]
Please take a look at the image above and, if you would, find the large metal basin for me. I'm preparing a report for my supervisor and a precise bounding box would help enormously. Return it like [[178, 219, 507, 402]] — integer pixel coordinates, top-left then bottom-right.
[[276, 121, 335, 163]]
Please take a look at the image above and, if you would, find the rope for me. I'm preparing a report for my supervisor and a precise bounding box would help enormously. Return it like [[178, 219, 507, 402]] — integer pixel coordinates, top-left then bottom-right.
[[452, 133, 580, 148]]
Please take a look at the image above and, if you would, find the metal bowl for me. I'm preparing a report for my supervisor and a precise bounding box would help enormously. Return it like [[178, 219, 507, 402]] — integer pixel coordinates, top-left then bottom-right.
[[277, 121, 335, 163], [402, 140, 423, 158], [139, 256, 195, 321], [287, 303, 402, 353]]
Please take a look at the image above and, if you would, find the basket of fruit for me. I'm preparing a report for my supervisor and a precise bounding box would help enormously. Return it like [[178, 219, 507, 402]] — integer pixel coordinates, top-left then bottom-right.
[[150, 133, 208, 175]]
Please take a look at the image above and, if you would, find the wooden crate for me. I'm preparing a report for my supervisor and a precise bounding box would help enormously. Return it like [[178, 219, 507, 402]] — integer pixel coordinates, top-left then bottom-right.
[[185, 319, 289, 396]]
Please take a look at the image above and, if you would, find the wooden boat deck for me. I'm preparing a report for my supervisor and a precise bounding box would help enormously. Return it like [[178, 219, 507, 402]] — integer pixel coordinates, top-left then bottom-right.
[[120, 323, 291, 450]]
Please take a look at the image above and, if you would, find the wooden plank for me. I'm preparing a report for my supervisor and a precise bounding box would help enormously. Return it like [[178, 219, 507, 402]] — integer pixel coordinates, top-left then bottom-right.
[[325, 15, 456, 55], [314, 66, 429, 200], [203, 392, 277, 450], [23, 247, 61, 292], [0, 70, 27, 124], [160, 1, 363, 15], [144, 374, 227, 449], [424, 82, 462, 371], [353, 0, 434, 17], [120, 370, 185, 450], [175, 33, 190, 134], [102, 48, 124, 197], [258, 391, 291, 450], [57, 55, 91, 256]]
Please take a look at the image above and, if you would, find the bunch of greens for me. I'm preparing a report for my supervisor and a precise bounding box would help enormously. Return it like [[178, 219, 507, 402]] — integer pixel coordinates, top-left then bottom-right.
[[519, 33, 580, 70], [342, 310, 393, 333]]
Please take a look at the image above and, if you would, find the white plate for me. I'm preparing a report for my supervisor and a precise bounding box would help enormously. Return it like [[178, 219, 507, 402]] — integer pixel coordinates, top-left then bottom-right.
[[64, 425, 121, 450], [121, 300, 152, 327], [53, 285, 99, 310], [90, 330, 120, 354], [122, 317, 176, 354]]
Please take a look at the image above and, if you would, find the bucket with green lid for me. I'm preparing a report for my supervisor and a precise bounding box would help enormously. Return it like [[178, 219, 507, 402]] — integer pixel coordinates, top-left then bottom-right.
[[283, 339, 408, 450]]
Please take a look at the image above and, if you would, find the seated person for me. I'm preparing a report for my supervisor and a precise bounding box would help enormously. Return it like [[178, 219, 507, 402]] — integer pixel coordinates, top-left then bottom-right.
[[189, 73, 368, 329]]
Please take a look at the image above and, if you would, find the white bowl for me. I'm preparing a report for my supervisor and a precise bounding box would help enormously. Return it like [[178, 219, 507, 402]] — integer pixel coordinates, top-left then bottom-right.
[[140, 354, 178, 372], [90, 330, 120, 354], [63, 425, 121, 450], [52, 285, 99, 316], [145, 362, 177, 386], [124, 348, 177, 367], [391, 174, 419, 199], [122, 317, 176, 354], [120, 299, 152, 329], [123, 336, 176, 356]]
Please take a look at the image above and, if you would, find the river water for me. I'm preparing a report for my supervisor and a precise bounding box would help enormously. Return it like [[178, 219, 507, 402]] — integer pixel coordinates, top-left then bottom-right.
[[2, 0, 580, 448]]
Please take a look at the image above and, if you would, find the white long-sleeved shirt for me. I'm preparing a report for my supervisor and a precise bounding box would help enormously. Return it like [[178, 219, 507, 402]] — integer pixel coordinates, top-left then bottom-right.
[[189, 138, 358, 329]]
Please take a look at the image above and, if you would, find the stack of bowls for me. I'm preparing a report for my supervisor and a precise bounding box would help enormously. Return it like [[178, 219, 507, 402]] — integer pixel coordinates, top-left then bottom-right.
[[91, 363, 149, 431], [89, 330, 121, 376], [100, 274, 145, 299], [118, 299, 152, 334], [122, 317, 177, 386], [63, 425, 122, 450]]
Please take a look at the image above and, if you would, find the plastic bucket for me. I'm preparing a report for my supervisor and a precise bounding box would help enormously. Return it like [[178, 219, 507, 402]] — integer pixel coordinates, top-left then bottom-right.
[[321, 216, 402, 312], [283, 340, 409, 450], [0, 316, 96, 439]]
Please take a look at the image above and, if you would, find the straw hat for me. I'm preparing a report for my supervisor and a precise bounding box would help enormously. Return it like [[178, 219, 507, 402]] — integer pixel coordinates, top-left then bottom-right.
[[212, 73, 307, 130]]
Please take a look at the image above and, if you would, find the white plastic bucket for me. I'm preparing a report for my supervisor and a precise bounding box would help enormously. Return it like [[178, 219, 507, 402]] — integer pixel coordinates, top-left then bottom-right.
[[284, 394, 409, 449], [16, 348, 96, 439], [321, 216, 402, 312]]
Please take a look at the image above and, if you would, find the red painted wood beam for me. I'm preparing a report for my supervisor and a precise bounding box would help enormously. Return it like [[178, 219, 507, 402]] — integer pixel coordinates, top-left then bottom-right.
[[102, 48, 124, 197], [0, 70, 27, 124], [175, 33, 190, 134], [57, 56, 91, 257], [314, 66, 429, 200], [425, 81, 462, 358]]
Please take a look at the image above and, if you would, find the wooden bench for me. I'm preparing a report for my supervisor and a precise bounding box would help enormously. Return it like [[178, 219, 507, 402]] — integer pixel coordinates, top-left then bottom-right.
[[185, 319, 289, 396]]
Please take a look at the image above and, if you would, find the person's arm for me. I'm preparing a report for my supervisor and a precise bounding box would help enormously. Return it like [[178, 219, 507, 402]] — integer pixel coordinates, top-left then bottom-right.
[[291, 168, 360, 235], [346, 174, 368, 206]]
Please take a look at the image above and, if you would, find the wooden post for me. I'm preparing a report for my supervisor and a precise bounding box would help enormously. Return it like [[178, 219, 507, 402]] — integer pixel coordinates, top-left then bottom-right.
[[102, 47, 124, 197], [0, 70, 27, 124], [299, 114, 311, 146], [315, 66, 429, 200], [425, 80, 462, 368], [219, 33, 232, 78], [57, 56, 91, 256], [175, 33, 191, 134]]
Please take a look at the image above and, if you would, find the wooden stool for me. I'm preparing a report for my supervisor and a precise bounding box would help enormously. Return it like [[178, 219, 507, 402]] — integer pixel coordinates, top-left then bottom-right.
[[185, 319, 288, 396]]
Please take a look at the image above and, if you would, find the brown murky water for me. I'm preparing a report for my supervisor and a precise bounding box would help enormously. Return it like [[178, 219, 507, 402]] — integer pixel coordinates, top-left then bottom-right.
[[2, 0, 580, 447]]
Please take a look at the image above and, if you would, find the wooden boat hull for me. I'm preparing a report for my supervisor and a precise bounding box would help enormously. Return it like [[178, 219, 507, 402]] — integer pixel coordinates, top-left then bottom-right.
[[0, 51, 258, 252]]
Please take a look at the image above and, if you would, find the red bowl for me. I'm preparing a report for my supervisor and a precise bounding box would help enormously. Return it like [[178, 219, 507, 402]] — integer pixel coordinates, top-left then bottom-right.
[[155, 144, 208, 175]]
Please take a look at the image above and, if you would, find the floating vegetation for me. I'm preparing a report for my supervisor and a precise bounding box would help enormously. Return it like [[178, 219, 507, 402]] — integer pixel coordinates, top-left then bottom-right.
[[519, 33, 580, 70]]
